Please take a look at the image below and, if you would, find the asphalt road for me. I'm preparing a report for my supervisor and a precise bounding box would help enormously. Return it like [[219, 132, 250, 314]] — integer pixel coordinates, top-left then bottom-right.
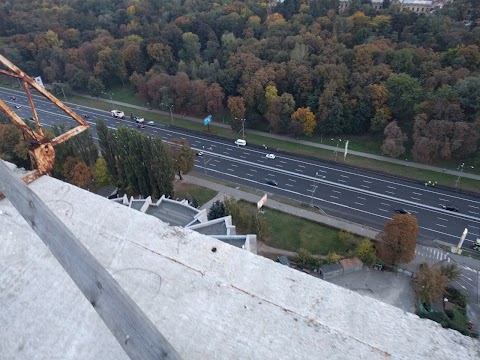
[[2, 87, 480, 249]]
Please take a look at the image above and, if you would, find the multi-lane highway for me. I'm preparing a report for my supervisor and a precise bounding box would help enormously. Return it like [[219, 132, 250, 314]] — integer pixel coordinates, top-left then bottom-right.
[[1, 87, 480, 249]]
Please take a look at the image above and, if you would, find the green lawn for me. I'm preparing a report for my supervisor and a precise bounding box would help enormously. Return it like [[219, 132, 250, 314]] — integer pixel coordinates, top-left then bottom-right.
[[173, 182, 217, 206], [239, 201, 349, 255]]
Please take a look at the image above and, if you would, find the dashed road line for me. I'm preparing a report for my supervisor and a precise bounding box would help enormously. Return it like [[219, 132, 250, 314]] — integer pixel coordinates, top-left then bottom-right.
[[439, 198, 448, 202], [338, 179, 346, 183], [340, 175, 349, 178], [385, 191, 394, 194], [288, 179, 296, 182], [387, 186, 396, 189], [358, 196, 366, 200], [412, 192, 422, 196], [361, 185, 369, 188], [298, 165, 305, 168], [355, 202, 364, 206], [330, 195, 338, 199], [437, 217, 448, 221], [379, 208, 389, 213], [381, 202, 390, 207], [296, 169, 303, 173], [362, 180, 372, 184], [332, 190, 341, 194], [285, 183, 293, 187], [469, 205, 479, 209], [436, 223, 447, 228], [411, 197, 420, 201]]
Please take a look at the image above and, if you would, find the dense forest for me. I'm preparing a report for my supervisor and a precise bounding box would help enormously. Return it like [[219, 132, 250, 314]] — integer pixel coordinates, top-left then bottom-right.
[[0, 0, 479, 163]]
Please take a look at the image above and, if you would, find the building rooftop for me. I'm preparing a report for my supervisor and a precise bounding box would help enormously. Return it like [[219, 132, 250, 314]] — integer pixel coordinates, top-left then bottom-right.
[[1, 170, 479, 359]]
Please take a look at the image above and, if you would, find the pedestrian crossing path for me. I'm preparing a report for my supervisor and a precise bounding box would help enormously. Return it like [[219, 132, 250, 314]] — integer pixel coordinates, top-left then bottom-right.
[[415, 245, 451, 263]]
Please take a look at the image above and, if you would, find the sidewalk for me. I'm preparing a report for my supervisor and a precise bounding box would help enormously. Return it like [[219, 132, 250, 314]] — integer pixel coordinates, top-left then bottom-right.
[[73, 94, 480, 181]]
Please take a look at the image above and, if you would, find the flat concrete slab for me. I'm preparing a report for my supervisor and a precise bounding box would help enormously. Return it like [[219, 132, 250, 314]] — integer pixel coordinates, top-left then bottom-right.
[[328, 268, 416, 313]]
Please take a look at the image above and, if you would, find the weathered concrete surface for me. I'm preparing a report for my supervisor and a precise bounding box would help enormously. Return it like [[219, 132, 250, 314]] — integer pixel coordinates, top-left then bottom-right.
[[0, 172, 479, 360]]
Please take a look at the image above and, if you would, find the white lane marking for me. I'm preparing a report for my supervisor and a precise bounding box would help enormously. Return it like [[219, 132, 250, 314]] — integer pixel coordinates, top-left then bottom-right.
[[223, 152, 229, 154], [409, 210, 418, 214], [361, 185, 369, 188], [332, 190, 341, 194], [210, 164, 216, 167], [355, 202, 364, 206], [381, 203, 390, 206], [363, 180, 372, 184], [267, 174, 276, 177], [439, 198, 448, 202], [469, 205, 479, 209], [412, 192, 422, 196], [251, 169, 257, 172], [338, 179, 346, 183], [227, 168, 234, 172], [385, 191, 394, 194], [279, 160, 287, 164], [340, 175, 349, 178], [288, 179, 296, 182], [436, 223, 447, 228], [231, 164, 238, 167], [330, 195, 338, 199], [387, 186, 396, 189], [240, 156, 246, 159], [246, 173, 253, 177], [411, 197, 420, 201], [358, 197, 366, 200], [285, 183, 293, 187], [379, 208, 389, 213], [296, 169, 303, 173], [276, 165, 283, 168], [258, 160, 264, 163], [470, 225, 479, 229], [317, 170, 327, 173], [153, 130, 158, 133], [298, 165, 305, 168], [437, 217, 448, 222], [469, 211, 479, 215], [214, 159, 220, 163]]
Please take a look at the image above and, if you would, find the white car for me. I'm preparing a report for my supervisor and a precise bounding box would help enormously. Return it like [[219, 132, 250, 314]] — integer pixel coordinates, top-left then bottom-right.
[[235, 139, 246, 146], [14, 105, 22, 109], [265, 154, 276, 159], [111, 110, 125, 118], [133, 116, 144, 123], [147, 121, 155, 126]]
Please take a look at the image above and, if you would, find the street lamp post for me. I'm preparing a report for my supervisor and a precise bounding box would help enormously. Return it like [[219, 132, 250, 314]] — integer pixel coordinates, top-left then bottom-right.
[[235, 118, 247, 139], [310, 171, 325, 206], [455, 163, 474, 188], [162, 103, 174, 124], [53, 82, 67, 102], [103, 91, 113, 108], [331, 138, 342, 162]]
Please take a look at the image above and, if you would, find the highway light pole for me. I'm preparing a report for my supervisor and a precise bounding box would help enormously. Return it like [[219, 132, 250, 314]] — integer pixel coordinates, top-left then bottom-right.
[[235, 118, 246, 139], [162, 103, 174, 124], [310, 171, 325, 206], [331, 138, 342, 162], [53, 81, 67, 102], [455, 163, 474, 188], [103, 91, 113, 108]]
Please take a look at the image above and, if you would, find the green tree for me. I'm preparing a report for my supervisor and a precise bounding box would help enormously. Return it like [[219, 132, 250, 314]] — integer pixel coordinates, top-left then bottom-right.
[[179, 32, 201, 62], [87, 77, 105, 99], [170, 138, 195, 180], [92, 157, 112, 187], [224, 196, 250, 233], [386, 73, 422, 124], [440, 263, 461, 282], [379, 214, 418, 266], [96, 120, 118, 181], [355, 238, 377, 265], [208, 200, 226, 220], [249, 212, 271, 242], [455, 77, 480, 120]]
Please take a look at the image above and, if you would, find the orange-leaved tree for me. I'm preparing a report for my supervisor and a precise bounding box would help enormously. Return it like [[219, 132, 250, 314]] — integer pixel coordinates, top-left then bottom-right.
[[291, 107, 316, 137], [379, 214, 418, 266]]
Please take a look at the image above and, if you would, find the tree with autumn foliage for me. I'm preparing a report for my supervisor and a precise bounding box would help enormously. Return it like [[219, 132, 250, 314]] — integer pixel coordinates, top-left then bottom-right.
[[382, 121, 407, 158], [379, 214, 418, 266], [227, 96, 246, 132], [414, 263, 449, 305], [62, 157, 92, 189], [170, 138, 195, 180], [291, 107, 316, 136]]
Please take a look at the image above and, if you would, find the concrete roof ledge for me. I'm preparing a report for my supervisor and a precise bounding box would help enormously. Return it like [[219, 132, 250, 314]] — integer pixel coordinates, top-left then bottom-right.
[[1, 174, 479, 359]]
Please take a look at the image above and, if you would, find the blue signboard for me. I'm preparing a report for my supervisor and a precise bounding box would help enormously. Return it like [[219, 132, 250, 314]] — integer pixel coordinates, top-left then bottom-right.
[[203, 115, 212, 125]]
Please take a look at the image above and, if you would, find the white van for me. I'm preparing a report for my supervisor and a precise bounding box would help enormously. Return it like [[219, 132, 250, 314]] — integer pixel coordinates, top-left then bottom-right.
[[235, 139, 246, 146]]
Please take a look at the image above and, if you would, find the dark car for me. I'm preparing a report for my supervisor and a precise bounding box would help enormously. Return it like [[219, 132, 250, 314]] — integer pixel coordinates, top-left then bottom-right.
[[266, 179, 278, 186], [10, 96, 16, 100], [442, 205, 459, 212], [394, 208, 411, 215]]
